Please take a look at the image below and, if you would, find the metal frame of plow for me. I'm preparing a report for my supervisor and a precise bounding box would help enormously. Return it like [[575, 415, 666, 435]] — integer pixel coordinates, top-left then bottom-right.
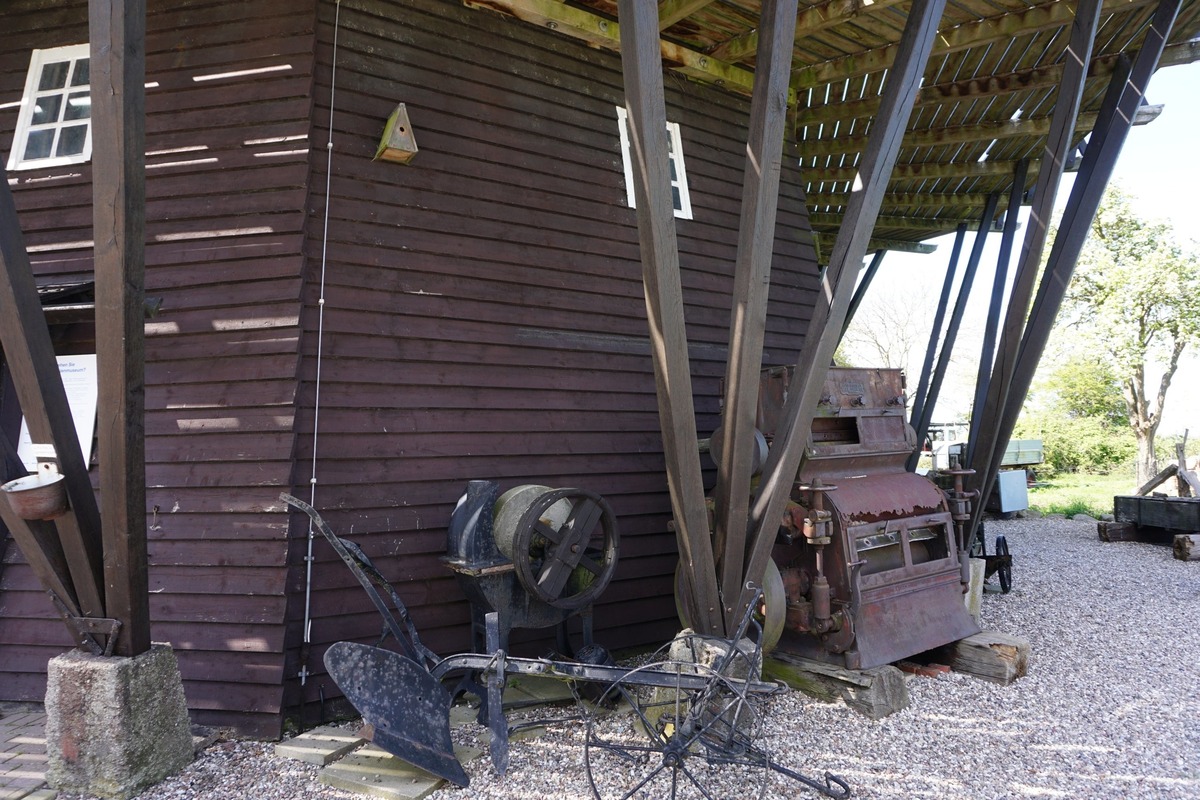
[[283, 493, 852, 799], [738, 0, 950, 624], [967, 0, 1182, 536]]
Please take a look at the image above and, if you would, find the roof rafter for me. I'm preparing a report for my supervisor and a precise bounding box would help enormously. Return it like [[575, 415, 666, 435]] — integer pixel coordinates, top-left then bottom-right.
[[791, 0, 1156, 90], [796, 41, 1200, 125], [809, 211, 1004, 232], [798, 111, 1101, 157], [807, 191, 1015, 211], [803, 159, 1045, 183], [462, 0, 794, 102], [658, 0, 715, 31], [709, 0, 907, 63], [812, 233, 939, 260]]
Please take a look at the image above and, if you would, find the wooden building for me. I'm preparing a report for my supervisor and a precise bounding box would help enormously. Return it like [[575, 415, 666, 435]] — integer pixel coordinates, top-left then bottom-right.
[[2, 0, 1197, 738], [0, 0, 818, 736]]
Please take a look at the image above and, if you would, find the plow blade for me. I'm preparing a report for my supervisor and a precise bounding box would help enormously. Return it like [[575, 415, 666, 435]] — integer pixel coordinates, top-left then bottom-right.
[[324, 641, 469, 787]]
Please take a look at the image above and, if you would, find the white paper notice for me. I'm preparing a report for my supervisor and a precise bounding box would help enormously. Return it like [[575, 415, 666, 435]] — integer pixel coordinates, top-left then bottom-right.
[[16, 354, 99, 472]]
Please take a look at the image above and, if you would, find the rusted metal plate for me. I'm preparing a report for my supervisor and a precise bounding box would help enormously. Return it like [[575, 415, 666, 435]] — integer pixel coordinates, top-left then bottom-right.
[[827, 472, 947, 526]]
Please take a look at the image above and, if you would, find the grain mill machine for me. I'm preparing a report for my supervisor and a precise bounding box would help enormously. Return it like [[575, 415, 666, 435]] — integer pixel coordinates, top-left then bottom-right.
[[443, 480, 619, 655], [756, 366, 979, 670]]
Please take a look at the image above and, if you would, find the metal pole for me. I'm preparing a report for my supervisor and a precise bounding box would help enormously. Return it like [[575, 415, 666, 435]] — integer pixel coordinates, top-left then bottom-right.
[[968, 0, 1181, 537], [909, 192, 1000, 465], [907, 222, 967, 467], [966, 160, 1027, 466], [840, 250, 886, 340]]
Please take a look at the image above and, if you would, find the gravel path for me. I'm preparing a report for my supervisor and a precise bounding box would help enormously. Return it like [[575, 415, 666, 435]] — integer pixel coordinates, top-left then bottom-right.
[[62, 516, 1200, 799]]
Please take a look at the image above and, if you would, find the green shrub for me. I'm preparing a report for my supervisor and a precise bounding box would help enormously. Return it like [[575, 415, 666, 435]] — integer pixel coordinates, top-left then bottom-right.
[[1014, 413, 1135, 475]]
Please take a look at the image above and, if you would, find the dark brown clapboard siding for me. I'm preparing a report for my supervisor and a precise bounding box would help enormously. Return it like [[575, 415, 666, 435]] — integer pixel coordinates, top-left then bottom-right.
[[280, 0, 818, 711], [0, 0, 318, 736]]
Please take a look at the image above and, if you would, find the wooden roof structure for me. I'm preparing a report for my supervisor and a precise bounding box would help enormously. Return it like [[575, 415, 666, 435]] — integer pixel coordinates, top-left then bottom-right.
[[471, 0, 1200, 257]]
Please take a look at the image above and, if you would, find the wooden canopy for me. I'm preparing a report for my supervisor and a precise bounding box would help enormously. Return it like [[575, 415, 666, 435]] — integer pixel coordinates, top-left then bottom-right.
[[469, 0, 1200, 256]]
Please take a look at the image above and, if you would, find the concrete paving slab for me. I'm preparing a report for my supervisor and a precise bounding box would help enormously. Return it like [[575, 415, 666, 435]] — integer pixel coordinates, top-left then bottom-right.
[[274, 725, 366, 766], [318, 743, 481, 800], [504, 675, 575, 706]]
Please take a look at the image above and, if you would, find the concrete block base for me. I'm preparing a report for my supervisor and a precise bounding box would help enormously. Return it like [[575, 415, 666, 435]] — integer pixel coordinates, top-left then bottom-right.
[[45, 643, 193, 799]]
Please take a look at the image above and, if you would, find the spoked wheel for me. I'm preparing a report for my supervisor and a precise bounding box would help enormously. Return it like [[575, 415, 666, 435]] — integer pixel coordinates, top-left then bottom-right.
[[584, 660, 770, 800], [995, 535, 1012, 594]]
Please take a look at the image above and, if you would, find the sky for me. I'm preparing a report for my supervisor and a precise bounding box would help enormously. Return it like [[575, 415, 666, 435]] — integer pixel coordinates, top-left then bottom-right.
[[842, 61, 1200, 437]]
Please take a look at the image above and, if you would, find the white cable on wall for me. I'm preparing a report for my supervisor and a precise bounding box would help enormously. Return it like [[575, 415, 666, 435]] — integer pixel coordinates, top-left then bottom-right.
[[299, 0, 342, 686]]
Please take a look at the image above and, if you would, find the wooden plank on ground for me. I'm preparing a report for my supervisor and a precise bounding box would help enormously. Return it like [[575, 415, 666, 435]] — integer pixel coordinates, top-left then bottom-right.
[[932, 631, 1030, 685], [764, 652, 909, 720], [1173, 534, 1200, 561], [616, 0, 722, 636]]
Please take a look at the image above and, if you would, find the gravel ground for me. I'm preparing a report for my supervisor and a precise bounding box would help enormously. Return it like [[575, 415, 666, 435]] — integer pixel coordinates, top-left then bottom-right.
[[61, 516, 1200, 799]]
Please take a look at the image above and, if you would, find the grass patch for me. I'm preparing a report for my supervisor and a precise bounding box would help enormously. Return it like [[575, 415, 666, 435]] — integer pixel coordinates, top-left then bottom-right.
[[1027, 471, 1136, 518]]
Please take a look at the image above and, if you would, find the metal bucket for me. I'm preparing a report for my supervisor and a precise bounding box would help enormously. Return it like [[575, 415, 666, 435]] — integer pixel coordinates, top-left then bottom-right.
[[2, 467, 68, 520]]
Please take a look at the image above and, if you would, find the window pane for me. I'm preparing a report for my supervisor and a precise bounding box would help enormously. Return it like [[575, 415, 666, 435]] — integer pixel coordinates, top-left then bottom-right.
[[70, 58, 90, 87], [23, 129, 54, 160], [38, 61, 70, 91], [31, 94, 63, 125], [57, 124, 88, 157], [64, 92, 91, 121], [669, 159, 678, 181], [671, 186, 682, 211]]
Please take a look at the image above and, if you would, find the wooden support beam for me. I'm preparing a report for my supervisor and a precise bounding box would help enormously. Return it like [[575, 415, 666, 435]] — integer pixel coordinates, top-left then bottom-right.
[[0, 174, 105, 620], [739, 0, 949, 623], [463, 0, 793, 103], [812, 234, 938, 259], [710, 0, 906, 63], [866, 238, 937, 255], [795, 41, 1200, 126], [968, 0, 1181, 539], [966, 0, 1109, 500], [657, 0, 713, 30], [617, 0, 723, 636], [712, 0, 798, 632], [91, 0, 151, 657]]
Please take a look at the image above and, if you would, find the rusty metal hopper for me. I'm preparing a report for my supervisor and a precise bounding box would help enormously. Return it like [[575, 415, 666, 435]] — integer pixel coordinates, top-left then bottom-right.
[[760, 367, 979, 670]]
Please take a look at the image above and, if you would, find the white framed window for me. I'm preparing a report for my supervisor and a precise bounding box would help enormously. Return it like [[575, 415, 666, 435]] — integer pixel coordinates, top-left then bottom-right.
[[615, 106, 693, 220], [7, 44, 92, 172]]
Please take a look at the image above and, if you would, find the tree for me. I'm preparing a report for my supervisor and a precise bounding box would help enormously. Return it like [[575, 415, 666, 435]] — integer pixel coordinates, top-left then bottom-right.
[[1045, 354, 1128, 427], [1063, 185, 1200, 484]]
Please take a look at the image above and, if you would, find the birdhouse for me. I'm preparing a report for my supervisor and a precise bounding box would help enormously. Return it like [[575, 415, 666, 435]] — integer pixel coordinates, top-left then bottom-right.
[[374, 103, 418, 164]]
